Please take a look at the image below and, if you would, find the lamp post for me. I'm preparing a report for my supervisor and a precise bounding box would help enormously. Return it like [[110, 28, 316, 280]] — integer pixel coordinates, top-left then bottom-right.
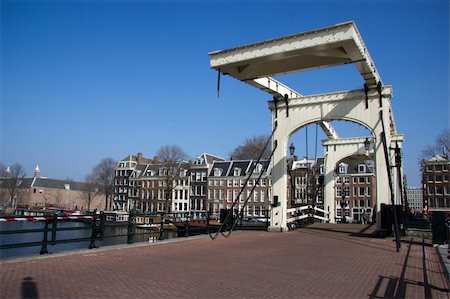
[[287, 143, 297, 207], [364, 137, 370, 155]]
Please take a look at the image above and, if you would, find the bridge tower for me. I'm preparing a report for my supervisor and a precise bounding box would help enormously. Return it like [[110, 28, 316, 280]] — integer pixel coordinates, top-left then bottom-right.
[[209, 21, 403, 231]]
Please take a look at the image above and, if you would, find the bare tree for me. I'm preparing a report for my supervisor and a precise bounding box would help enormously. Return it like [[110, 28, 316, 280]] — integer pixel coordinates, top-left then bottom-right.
[[229, 134, 271, 160], [0, 162, 6, 177], [155, 145, 188, 213], [92, 158, 116, 211], [420, 129, 450, 162], [3, 163, 27, 208], [80, 174, 98, 211]]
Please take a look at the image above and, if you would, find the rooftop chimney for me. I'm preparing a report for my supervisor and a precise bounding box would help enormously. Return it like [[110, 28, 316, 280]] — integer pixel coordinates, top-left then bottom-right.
[[137, 152, 143, 164]]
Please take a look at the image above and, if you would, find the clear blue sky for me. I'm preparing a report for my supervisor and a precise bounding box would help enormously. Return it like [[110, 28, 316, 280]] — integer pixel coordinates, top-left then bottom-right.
[[1, 0, 449, 187]]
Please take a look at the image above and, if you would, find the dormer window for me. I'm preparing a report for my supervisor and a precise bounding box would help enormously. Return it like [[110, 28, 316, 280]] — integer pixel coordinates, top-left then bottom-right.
[[319, 165, 324, 174], [358, 164, 366, 173], [233, 168, 241, 176], [254, 163, 263, 173], [338, 163, 348, 174], [159, 168, 167, 176], [64, 184, 70, 190], [213, 168, 223, 177]]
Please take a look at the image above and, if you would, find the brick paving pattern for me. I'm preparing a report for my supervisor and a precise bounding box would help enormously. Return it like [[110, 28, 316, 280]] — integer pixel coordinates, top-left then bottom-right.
[[1, 223, 449, 298]]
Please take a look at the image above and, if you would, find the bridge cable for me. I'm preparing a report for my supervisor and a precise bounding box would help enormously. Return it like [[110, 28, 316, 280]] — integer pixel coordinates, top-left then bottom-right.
[[222, 141, 278, 238], [208, 122, 278, 240], [379, 109, 401, 252]]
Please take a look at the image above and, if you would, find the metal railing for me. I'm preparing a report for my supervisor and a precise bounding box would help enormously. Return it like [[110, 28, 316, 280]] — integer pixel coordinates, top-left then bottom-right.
[[0, 210, 269, 257]]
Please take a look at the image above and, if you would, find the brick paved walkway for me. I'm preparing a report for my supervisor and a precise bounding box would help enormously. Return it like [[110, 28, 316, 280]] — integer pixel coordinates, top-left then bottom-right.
[[1, 224, 449, 298]]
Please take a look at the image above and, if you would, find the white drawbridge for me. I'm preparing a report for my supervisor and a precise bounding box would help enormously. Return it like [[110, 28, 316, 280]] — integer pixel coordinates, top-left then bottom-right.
[[209, 21, 404, 234]]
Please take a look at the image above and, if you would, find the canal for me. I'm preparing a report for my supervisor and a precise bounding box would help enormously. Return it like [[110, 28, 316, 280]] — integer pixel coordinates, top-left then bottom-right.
[[0, 221, 176, 260]]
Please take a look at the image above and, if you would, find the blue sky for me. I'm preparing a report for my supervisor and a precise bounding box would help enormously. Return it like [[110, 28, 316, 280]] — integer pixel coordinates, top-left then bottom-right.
[[1, 0, 448, 187]]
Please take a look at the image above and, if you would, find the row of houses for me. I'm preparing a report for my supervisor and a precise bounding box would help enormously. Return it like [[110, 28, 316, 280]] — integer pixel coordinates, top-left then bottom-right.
[[113, 152, 379, 222]]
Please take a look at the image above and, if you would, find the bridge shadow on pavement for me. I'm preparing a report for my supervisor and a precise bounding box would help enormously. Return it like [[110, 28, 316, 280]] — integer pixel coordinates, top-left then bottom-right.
[[302, 222, 380, 237]]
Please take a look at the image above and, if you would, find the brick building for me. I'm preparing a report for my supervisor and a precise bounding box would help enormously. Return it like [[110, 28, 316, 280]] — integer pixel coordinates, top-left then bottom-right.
[[0, 166, 104, 211], [206, 159, 272, 219], [333, 156, 376, 223], [422, 155, 450, 211]]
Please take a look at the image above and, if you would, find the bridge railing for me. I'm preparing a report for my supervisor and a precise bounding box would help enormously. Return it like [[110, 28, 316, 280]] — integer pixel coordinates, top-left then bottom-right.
[[0, 210, 269, 257]]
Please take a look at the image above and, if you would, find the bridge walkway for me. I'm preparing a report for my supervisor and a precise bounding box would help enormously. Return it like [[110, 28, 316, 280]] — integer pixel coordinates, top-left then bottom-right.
[[1, 224, 448, 298]]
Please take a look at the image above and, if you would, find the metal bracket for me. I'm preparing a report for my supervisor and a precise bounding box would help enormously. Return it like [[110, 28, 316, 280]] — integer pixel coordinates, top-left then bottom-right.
[[273, 95, 278, 119], [364, 83, 369, 109], [284, 94, 289, 117], [377, 81, 383, 107]]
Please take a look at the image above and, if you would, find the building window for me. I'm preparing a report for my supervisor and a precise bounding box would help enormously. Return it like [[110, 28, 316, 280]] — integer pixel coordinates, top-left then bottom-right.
[[358, 164, 366, 173], [233, 168, 241, 176], [336, 186, 342, 197], [338, 164, 348, 174], [359, 187, 365, 196], [214, 168, 222, 177]]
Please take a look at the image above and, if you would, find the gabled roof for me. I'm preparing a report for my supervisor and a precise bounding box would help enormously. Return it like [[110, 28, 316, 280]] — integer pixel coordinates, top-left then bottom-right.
[[339, 155, 374, 175], [0, 178, 35, 189], [119, 154, 153, 165], [209, 161, 232, 177], [427, 155, 449, 162], [209, 159, 271, 177], [33, 178, 91, 191], [0, 177, 96, 192], [229, 160, 252, 177]]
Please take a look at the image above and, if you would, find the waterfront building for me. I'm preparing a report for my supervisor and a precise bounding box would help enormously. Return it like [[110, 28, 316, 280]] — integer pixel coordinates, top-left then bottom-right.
[[333, 156, 376, 223], [129, 161, 191, 214], [206, 159, 272, 218], [189, 153, 224, 218], [290, 158, 324, 208], [406, 187, 423, 213], [114, 153, 156, 211], [0, 166, 103, 211], [422, 155, 450, 211]]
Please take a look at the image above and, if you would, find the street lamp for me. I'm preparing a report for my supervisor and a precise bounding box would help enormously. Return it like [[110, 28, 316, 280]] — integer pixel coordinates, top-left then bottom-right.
[[287, 143, 296, 207], [364, 138, 370, 156], [289, 143, 296, 156]]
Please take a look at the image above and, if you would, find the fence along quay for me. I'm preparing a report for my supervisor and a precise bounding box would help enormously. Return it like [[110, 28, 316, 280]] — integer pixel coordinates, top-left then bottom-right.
[[0, 210, 269, 258]]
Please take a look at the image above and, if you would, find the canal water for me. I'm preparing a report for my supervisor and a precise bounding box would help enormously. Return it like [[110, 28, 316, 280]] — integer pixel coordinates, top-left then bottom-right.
[[0, 221, 177, 260]]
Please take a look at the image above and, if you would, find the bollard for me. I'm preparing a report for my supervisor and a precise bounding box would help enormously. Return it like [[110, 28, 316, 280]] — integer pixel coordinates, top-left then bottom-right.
[[40, 220, 50, 254], [99, 212, 105, 241], [184, 215, 189, 237], [159, 213, 165, 241], [51, 214, 58, 245], [206, 212, 210, 235], [127, 212, 134, 244], [89, 216, 101, 249]]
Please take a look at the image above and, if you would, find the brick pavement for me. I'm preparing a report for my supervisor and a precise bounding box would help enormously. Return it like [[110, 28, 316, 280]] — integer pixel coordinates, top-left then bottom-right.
[[1, 224, 449, 299]]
